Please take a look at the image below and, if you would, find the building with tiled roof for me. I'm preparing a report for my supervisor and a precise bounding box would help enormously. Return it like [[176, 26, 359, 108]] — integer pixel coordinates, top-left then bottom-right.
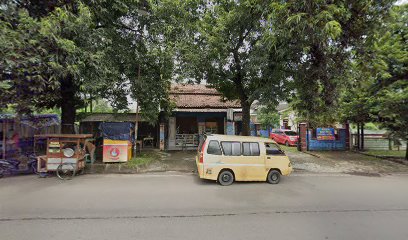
[[169, 84, 241, 111], [166, 84, 243, 150]]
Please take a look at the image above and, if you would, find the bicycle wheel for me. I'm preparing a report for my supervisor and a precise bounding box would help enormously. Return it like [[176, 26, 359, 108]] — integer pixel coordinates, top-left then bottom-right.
[[56, 163, 76, 180]]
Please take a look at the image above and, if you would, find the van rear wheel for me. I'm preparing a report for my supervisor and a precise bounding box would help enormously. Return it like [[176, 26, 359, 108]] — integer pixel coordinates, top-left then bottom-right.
[[218, 170, 234, 186], [267, 170, 281, 184]]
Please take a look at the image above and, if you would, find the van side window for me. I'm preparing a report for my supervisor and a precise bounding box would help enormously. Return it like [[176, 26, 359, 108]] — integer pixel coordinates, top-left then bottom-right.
[[221, 141, 241, 156], [242, 142, 260, 156], [265, 143, 283, 155], [207, 140, 222, 155]]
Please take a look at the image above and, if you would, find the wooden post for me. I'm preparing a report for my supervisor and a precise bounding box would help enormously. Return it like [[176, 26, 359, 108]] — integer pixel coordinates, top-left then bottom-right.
[[90, 93, 93, 113], [345, 122, 350, 150], [357, 123, 360, 150], [133, 64, 141, 158], [2, 120, 6, 160], [361, 123, 365, 151]]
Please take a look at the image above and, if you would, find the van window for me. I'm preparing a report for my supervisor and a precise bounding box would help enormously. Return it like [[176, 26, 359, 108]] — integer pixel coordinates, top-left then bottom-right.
[[265, 143, 283, 155], [221, 141, 241, 156], [207, 140, 222, 155], [242, 142, 260, 156]]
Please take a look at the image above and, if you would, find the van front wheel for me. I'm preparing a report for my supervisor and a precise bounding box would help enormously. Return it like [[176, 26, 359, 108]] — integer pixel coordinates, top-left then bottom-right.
[[218, 170, 234, 186], [267, 170, 281, 184]]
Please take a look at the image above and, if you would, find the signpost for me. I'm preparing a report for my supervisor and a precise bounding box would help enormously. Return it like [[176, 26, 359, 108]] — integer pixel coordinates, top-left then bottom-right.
[[316, 128, 335, 141]]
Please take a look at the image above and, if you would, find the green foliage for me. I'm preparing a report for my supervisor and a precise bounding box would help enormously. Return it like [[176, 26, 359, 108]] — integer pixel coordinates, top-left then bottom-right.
[[158, 0, 288, 135], [370, 4, 408, 141], [126, 151, 157, 169], [0, 2, 107, 114], [1, 0, 173, 127], [265, 0, 395, 127], [341, 4, 407, 141], [258, 108, 280, 129]]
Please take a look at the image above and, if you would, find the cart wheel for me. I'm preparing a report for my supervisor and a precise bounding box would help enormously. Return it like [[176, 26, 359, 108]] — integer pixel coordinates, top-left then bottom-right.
[[56, 163, 76, 180], [77, 168, 85, 175], [38, 172, 48, 178]]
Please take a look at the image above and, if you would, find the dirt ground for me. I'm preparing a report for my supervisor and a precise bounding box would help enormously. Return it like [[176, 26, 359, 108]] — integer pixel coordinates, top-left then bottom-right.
[[284, 147, 408, 175], [139, 150, 197, 173], [142, 148, 408, 175]]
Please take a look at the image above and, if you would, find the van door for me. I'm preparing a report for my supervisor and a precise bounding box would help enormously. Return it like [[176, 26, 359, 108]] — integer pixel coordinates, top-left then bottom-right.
[[264, 142, 286, 170], [241, 142, 265, 180], [218, 141, 265, 181]]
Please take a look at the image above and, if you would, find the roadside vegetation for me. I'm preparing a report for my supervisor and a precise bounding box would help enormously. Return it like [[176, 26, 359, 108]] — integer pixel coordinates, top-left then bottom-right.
[[125, 151, 158, 169], [0, 1, 406, 158], [365, 150, 406, 158]]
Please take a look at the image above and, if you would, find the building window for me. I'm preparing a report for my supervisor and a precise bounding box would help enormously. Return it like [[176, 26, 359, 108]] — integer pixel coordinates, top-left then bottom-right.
[[207, 140, 222, 155], [221, 141, 241, 156], [242, 142, 260, 156]]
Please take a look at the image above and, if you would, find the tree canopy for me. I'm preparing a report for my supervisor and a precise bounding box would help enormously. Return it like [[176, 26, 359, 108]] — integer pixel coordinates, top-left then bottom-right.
[[1, 0, 406, 151], [265, 0, 395, 127], [0, 0, 173, 132], [157, 0, 289, 135]]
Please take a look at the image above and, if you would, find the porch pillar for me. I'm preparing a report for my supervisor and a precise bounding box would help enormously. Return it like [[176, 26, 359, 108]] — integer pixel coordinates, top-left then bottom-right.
[[168, 117, 176, 149], [159, 124, 165, 151]]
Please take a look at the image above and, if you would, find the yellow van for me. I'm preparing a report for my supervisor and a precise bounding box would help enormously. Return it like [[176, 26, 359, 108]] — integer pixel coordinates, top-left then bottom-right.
[[196, 134, 292, 186]]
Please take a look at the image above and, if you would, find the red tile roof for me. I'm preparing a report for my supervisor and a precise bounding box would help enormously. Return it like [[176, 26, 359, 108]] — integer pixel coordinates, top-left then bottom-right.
[[170, 84, 241, 109]]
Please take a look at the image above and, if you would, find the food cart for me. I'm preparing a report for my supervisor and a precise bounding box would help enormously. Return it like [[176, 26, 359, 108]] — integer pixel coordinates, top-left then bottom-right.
[[35, 134, 92, 180], [99, 122, 133, 163]]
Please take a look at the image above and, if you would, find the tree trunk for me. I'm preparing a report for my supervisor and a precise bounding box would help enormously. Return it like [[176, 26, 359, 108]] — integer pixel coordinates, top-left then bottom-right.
[[357, 123, 360, 150], [60, 75, 76, 134], [241, 100, 251, 136]]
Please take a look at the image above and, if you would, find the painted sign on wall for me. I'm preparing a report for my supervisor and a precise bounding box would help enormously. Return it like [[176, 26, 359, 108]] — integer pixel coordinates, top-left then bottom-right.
[[316, 128, 335, 141]]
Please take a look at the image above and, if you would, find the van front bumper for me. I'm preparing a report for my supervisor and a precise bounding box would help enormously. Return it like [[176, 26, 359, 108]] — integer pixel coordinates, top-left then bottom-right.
[[283, 165, 293, 176]]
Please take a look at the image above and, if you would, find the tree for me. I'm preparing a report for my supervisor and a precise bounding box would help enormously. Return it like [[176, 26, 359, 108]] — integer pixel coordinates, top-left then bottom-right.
[[1, 1, 113, 132], [1, 0, 173, 133], [265, 0, 395, 127], [159, 0, 288, 136], [339, 3, 407, 158], [258, 107, 280, 136], [368, 4, 408, 159]]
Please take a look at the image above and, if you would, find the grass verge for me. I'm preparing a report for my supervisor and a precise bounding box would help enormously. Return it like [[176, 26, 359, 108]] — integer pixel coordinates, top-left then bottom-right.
[[125, 151, 158, 169], [365, 150, 406, 158], [280, 145, 299, 153]]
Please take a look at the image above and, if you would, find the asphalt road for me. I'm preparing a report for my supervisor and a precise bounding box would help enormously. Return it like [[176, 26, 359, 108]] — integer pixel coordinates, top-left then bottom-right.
[[1, 173, 408, 240]]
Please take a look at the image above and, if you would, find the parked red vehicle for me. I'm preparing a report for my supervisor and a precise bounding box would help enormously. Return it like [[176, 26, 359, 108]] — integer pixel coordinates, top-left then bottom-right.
[[270, 129, 299, 147]]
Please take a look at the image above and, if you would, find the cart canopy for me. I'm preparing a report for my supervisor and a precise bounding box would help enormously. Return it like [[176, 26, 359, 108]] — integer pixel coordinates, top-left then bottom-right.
[[99, 122, 134, 141]]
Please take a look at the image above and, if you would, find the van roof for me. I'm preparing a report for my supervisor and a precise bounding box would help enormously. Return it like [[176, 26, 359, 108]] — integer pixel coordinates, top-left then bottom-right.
[[206, 134, 276, 143]]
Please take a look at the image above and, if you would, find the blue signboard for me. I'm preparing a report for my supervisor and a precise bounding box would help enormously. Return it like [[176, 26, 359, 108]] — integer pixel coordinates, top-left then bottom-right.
[[316, 128, 335, 141]]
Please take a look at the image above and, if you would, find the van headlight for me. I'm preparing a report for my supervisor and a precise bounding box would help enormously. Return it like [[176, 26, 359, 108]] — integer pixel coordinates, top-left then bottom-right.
[[288, 162, 292, 167]]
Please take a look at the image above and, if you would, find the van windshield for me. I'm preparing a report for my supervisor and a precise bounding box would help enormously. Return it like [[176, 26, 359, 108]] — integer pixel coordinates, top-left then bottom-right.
[[285, 131, 297, 136]]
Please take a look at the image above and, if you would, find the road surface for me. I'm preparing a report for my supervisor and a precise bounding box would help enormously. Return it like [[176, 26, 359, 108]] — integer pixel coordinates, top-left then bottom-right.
[[1, 173, 408, 240]]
